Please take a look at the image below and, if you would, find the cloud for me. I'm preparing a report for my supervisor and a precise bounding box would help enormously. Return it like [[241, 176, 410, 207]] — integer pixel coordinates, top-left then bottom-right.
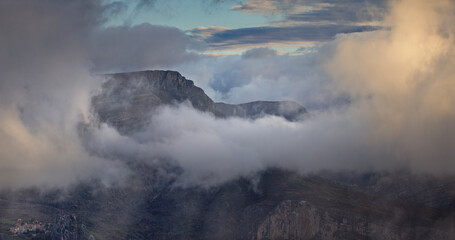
[[323, 0, 455, 173], [134, 0, 158, 9], [220, 0, 387, 51], [189, 26, 232, 38], [230, 0, 317, 15], [231, 0, 388, 25], [175, 52, 345, 110], [0, 0, 208, 189], [242, 47, 278, 59], [193, 24, 379, 50], [106, 0, 454, 187], [1, 0, 454, 191], [0, 0, 131, 189], [84, 104, 377, 187], [91, 23, 203, 72]]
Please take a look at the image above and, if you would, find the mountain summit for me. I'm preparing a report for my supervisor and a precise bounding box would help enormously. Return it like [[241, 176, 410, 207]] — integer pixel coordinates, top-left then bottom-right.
[[92, 70, 307, 134], [92, 70, 221, 134]]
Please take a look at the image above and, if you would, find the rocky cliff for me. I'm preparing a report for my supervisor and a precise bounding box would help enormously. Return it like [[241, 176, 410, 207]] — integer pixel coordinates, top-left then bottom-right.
[[256, 199, 453, 240], [92, 70, 222, 134], [92, 70, 308, 134]]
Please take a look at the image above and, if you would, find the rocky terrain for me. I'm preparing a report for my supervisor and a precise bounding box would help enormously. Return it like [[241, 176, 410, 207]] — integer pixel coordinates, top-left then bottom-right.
[[50, 215, 94, 240], [1, 70, 454, 239], [1, 169, 454, 239]]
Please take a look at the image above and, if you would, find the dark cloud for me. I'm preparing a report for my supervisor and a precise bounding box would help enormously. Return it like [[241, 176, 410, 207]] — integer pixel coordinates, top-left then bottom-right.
[[200, 24, 379, 49], [231, 0, 388, 24], [285, 0, 387, 24], [91, 23, 203, 72], [222, 0, 387, 50], [242, 47, 278, 59]]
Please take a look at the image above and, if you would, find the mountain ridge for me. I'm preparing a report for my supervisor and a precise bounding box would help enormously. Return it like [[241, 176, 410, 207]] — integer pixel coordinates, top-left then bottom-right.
[[92, 70, 308, 134]]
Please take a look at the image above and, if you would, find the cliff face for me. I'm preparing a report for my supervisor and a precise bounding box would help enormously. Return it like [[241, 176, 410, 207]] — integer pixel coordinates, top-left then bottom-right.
[[256, 200, 399, 240], [257, 200, 357, 240], [257, 198, 454, 240], [92, 70, 221, 134], [92, 70, 308, 134]]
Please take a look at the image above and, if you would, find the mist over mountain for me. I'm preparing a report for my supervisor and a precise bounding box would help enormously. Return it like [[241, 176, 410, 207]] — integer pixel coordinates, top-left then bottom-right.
[[92, 70, 308, 134], [1, 0, 455, 239], [2, 67, 455, 239], [215, 101, 307, 121], [92, 70, 221, 134]]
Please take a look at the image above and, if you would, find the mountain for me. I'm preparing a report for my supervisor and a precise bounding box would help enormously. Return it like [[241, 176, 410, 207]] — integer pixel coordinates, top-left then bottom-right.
[[1, 70, 454, 239], [92, 70, 222, 134], [92, 70, 307, 134], [322, 170, 455, 210], [1, 169, 454, 239]]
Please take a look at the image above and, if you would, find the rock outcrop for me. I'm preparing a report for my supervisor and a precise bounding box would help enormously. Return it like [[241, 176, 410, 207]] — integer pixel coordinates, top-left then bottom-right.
[[92, 70, 222, 134], [257, 200, 382, 240], [257, 198, 453, 240], [92, 70, 308, 134], [50, 215, 94, 240]]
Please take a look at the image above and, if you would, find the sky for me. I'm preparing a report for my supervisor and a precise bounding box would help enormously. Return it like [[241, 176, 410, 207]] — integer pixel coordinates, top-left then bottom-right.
[[0, 0, 454, 189], [108, 0, 270, 30], [93, 0, 389, 105], [105, 0, 386, 54]]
